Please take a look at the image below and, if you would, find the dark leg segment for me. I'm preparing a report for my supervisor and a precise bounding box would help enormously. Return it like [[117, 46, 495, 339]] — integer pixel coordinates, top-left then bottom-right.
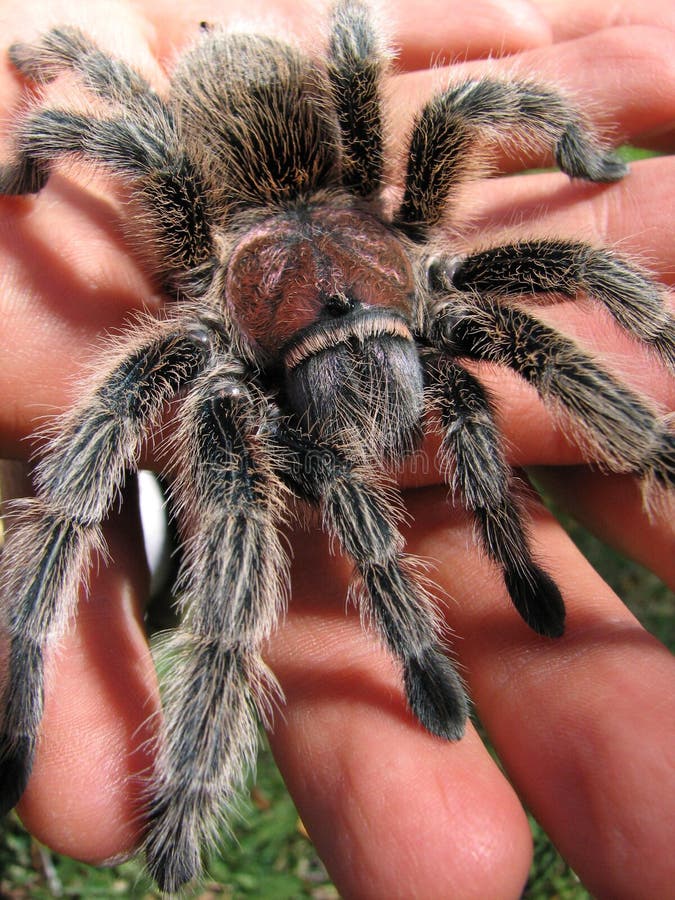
[[433, 298, 675, 486], [327, 0, 387, 197], [0, 105, 212, 269], [396, 78, 626, 235], [426, 353, 565, 637], [144, 368, 288, 892], [0, 510, 94, 810], [0, 322, 211, 815], [1, 26, 158, 196], [444, 241, 675, 370], [9, 26, 155, 104], [277, 424, 468, 741]]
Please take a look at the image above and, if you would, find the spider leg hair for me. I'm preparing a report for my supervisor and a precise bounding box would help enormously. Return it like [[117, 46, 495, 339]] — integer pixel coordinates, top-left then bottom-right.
[[396, 79, 626, 237], [0, 507, 98, 812], [0, 104, 213, 271], [169, 29, 339, 211], [442, 242, 675, 371], [276, 424, 468, 741], [432, 297, 675, 489], [327, 0, 389, 197], [0, 320, 211, 816], [425, 352, 565, 637], [8, 26, 155, 105], [144, 366, 289, 893]]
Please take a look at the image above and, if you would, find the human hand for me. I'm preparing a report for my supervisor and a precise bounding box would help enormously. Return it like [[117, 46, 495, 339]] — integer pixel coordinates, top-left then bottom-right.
[[1, 1, 673, 897]]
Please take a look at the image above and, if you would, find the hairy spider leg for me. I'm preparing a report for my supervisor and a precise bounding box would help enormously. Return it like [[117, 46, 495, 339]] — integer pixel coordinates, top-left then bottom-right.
[[425, 353, 565, 637], [0, 323, 211, 815], [327, 0, 388, 197], [395, 78, 627, 237], [444, 240, 675, 371], [9, 26, 156, 104], [0, 508, 96, 811], [0, 101, 213, 273], [432, 297, 675, 488], [277, 424, 468, 740], [144, 367, 288, 893]]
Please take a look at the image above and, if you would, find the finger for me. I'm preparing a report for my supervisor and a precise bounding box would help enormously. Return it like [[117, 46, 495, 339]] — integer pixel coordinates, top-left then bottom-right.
[[388, 0, 553, 70], [531, 466, 675, 588], [138, 0, 553, 67], [403, 484, 675, 899], [532, 0, 675, 43], [14, 489, 159, 865], [389, 26, 675, 170], [0, 184, 161, 458], [265, 524, 534, 900], [465, 156, 675, 280]]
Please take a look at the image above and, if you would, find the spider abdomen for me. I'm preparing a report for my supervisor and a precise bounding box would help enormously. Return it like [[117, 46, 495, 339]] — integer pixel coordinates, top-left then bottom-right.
[[171, 31, 339, 209]]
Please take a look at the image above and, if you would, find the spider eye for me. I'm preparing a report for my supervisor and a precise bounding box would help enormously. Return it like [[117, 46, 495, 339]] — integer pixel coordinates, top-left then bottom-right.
[[323, 292, 358, 317]]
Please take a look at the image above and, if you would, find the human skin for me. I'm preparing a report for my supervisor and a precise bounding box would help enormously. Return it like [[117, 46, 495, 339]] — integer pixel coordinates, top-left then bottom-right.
[[0, 1, 673, 897]]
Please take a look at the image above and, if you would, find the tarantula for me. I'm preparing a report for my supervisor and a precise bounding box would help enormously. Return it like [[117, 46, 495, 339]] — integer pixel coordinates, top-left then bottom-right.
[[0, 0, 673, 891]]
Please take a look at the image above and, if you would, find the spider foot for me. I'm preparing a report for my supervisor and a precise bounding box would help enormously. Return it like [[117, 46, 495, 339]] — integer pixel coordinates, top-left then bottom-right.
[[145, 800, 202, 893], [403, 647, 468, 741], [505, 564, 566, 639], [0, 734, 33, 815], [556, 123, 627, 183], [0, 637, 43, 815], [8, 27, 90, 82], [0, 157, 47, 195]]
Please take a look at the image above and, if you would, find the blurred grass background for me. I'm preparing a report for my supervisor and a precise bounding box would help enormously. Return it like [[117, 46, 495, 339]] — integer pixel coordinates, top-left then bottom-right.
[[1, 507, 672, 899]]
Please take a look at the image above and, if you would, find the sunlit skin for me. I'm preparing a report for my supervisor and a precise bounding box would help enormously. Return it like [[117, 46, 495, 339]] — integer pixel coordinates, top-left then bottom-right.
[[0, 0, 673, 897]]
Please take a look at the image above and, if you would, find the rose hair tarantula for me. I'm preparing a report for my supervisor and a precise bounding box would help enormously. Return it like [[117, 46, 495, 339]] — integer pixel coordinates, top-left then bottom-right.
[[1, 0, 674, 891]]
